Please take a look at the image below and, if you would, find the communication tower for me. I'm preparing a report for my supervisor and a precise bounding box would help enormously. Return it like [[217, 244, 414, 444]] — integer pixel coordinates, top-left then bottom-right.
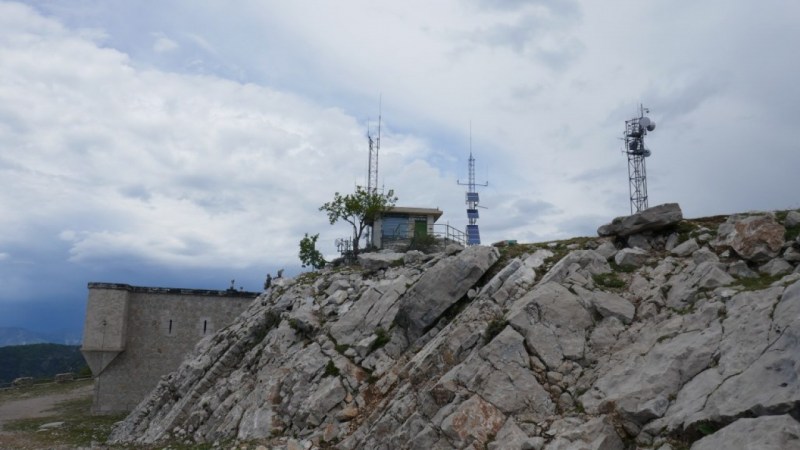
[[624, 105, 656, 214], [457, 129, 488, 245]]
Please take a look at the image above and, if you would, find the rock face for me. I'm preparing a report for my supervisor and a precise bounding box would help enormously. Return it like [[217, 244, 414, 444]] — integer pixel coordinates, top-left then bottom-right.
[[713, 214, 785, 262], [108, 207, 800, 450], [597, 203, 683, 237]]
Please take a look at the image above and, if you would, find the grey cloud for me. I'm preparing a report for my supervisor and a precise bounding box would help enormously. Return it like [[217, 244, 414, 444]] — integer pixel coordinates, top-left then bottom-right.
[[472, 0, 580, 17]]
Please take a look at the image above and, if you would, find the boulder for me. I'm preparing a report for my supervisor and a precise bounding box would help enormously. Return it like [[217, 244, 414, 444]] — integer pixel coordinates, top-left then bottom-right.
[[615, 247, 650, 268], [784, 247, 800, 263], [595, 241, 618, 260], [758, 258, 793, 276], [598, 203, 683, 237], [357, 252, 405, 271], [670, 239, 699, 257], [690, 415, 800, 450], [540, 250, 610, 285], [785, 210, 800, 228], [727, 260, 757, 279], [591, 291, 635, 324], [714, 214, 786, 263]]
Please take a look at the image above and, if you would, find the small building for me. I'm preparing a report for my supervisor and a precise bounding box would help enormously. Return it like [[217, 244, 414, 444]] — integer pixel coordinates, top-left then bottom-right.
[[371, 206, 443, 250], [81, 282, 258, 414]]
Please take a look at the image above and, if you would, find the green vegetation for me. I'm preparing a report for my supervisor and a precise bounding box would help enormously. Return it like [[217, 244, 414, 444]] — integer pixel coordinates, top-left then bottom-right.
[[0, 343, 88, 385], [323, 360, 340, 377], [734, 273, 785, 291], [483, 318, 508, 344], [592, 272, 626, 289], [0, 379, 127, 449], [299, 232, 326, 270], [786, 224, 800, 242], [369, 327, 391, 353], [319, 186, 397, 258]]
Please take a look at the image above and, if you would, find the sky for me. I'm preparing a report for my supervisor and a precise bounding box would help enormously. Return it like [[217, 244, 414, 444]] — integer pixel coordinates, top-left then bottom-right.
[[1, 0, 799, 338]]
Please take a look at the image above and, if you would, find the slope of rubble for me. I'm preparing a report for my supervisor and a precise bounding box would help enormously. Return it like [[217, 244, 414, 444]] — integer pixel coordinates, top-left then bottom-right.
[[109, 204, 800, 449]]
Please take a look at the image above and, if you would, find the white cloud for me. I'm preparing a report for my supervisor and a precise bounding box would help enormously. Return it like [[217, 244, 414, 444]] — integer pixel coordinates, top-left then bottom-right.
[[152, 34, 178, 53]]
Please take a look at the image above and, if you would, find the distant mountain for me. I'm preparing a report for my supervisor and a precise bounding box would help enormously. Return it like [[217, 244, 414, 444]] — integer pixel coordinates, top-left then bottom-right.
[[0, 327, 81, 347], [0, 343, 88, 384]]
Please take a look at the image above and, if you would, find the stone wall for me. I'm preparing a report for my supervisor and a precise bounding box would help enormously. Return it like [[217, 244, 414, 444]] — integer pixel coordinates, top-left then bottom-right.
[[81, 283, 257, 414]]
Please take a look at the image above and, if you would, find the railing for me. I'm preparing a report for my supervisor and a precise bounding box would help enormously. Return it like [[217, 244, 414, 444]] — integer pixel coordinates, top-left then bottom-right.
[[433, 224, 467, 246]]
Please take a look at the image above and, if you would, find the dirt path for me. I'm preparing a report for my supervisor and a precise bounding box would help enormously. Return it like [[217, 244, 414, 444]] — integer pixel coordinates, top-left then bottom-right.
[[0, 383, 93, 431]]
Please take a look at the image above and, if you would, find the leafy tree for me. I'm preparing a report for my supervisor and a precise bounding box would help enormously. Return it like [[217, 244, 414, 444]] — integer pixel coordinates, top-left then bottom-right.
[[298, 233, 326, 270], [319, 186, 397, 258]]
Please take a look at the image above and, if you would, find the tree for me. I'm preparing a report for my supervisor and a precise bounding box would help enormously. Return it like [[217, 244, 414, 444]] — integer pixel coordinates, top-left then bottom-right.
[[319, 186, 397, 258], [298, 233, 326, 270]]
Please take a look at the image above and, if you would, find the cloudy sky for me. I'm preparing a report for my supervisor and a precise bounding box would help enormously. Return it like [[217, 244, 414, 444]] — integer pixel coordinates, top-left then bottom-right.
[[1, 0, 799, 337]]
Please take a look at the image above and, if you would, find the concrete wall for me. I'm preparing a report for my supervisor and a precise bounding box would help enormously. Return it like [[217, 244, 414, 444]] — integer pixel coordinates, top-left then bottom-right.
[[82, 283, 257, 414]]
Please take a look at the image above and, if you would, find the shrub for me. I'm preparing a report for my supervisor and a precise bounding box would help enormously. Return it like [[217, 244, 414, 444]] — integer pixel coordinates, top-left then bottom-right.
[[323, 360, 340, 378], [484, 318, 508, 343], [593, 272, 625, 289], [369, 327, 391, 353]]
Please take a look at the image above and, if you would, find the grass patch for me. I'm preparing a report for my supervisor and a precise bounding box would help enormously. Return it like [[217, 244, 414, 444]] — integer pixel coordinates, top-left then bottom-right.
[[592, 272, 626, 289], [323, 360, 340, 378], [734, 273, 785, 291], [786, 224, 800, 242], [483, 318, 508, 344], [369, 327, 390, 353], [0, 383, 126, 449]]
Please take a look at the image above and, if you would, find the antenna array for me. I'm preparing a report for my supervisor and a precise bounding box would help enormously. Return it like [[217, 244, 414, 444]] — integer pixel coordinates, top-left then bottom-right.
[[624, 105, 656, 214], [457, 127, 488, 245]]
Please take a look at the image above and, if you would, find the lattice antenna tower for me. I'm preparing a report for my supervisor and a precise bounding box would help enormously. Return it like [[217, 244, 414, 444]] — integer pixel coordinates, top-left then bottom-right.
[[624, 104, 656, 214], [457, 125, 488, 245]]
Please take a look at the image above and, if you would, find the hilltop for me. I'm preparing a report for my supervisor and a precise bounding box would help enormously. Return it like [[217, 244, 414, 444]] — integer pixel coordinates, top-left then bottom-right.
[[108, 204, 800, 449]]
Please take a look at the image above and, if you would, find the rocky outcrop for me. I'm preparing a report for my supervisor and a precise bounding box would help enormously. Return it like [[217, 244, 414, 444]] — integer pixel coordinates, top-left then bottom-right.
[[108, 207, 800, 450], [713, 213, 785, 262], [597, 203, 683, 237]]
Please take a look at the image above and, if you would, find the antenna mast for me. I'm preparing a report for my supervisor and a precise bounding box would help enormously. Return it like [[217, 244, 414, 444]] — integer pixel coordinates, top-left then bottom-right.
[[624, 104, 656, 214], [365, 98, 381, 247], [367, 98, 381, 195], [457, 124, 488, 245]]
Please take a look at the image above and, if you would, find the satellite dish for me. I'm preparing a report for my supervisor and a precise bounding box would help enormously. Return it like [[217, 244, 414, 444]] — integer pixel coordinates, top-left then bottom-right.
[[646, 121, 656, 132], [643, 149, 652, 157], [639, 117, 651, 130]]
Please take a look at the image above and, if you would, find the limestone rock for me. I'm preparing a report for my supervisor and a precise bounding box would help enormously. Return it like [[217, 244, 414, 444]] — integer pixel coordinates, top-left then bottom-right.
[[690, 415, 800, 450], [598, 203, 683, 237], [614, 247, 649, 268], [595, 241, 618, 260], [591, 291, 635, 324], [440, 394, 506, 448], [395, 245, 499, 342], [357, 251, 404, 271], [540, 250, 610, 285], [670, 238, 699, 257], [714, 214, 785, 263], [785, 210, 800, 228], [728, 260, 757, 278], [784, 247, 800, 263], [759, 258, 793, 276]]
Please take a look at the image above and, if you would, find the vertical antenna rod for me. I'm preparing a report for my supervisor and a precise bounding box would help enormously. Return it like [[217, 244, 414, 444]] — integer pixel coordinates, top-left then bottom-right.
[[365, 97, 381, 247]]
